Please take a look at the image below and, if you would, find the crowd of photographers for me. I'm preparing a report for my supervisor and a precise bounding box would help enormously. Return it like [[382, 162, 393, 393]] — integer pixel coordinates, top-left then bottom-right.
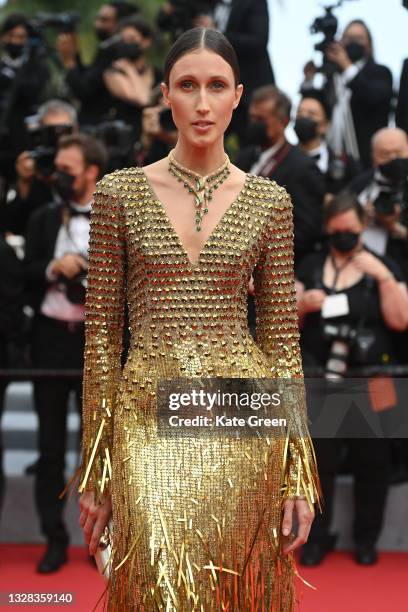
[[0, 0, 408, 574]]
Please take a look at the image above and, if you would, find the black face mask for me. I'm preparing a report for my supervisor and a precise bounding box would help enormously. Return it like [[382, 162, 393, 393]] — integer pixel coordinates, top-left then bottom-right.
[[52, 170, 76, 202], [327, 231, 360, 253], [4, 42, 25, 59], [112, 41, 142, 61], [294, 117, 319, 144], [345, 41, 366, 63], [245, 120, 269, 147], [95, 27, 111, 42], [379, 158, 408, 183]]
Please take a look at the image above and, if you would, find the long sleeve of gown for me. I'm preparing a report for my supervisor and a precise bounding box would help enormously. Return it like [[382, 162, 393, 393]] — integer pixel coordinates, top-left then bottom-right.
[[253, 184, 323, 513], [78, 173, 126, 503]]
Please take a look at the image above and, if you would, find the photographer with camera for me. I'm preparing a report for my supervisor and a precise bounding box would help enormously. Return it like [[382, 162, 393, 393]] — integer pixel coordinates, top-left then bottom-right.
[[23, 133, 108, 573], [136, 87, 178, 165], [302, 19, 393, 170], [57, 2, 139, 126], [295, 90, 362, 197], [0, 13, 50, 185], [102, 16, 162, 143], [348, 127, 408, 278], [296, 191, 408, 566], [236, 85, 325, 267], [0, 99, 77, 237]]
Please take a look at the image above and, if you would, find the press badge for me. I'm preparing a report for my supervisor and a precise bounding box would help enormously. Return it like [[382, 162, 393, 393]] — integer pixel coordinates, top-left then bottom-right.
[[321, 293, 350, 318]]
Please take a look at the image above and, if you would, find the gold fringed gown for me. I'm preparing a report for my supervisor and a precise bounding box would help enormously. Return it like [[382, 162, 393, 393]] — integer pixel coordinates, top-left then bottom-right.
[[76, 167, 322, 611]]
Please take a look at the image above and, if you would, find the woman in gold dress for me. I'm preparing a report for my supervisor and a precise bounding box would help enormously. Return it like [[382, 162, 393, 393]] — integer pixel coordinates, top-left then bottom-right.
[[76, 27, 322, 611]]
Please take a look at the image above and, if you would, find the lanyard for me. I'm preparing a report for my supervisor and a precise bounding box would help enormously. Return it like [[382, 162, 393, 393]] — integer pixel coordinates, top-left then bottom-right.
[[328, 252, 355, 294]]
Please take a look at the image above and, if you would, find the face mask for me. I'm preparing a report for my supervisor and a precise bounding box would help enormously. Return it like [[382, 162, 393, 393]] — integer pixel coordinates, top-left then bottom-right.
[[52, 170, 76, 202], [5, 42, 25, 59], [95, 27, 111, 42], [113, 41, 142, 61], [379, 158, 408, 183], [294, 117, 319, 144], [245, 120, 269, 147], [327, 231, 360, 253], [345, 41, 366, 63]]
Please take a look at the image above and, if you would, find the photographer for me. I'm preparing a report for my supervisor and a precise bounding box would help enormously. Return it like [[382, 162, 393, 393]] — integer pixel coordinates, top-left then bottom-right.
[[0, 13, 49, 184], [302, 19, 393, 169], [136, 88, 178, 165], [295, 91, 362, 197], [236, 85, 325, 267], [348, 127, 408, 279], [57, 2, 139, 126], [103, 16, 162, 143], [296, 191, 408, 566], [0, 99, 77, 237], [24, 133, 108, 573]]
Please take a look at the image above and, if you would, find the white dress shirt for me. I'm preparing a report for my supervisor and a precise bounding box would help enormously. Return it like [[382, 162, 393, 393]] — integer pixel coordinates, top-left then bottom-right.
[[41, 202, 91, 322], [357, 170, 390, 256], [308, 141, 330, 174], [213, 0, 233, 32]]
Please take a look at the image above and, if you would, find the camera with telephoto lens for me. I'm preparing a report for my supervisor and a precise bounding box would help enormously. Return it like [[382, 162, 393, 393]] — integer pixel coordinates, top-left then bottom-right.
[[373, 186, 407, 216], [85, 120, 135, 171], [323, 322, 375, 379], [309, 0, 359, 77], [30, 12, 80, 34], [157, 0, 217, 40], [99, 33, 144, 63], [373, 158, 408, 216], [26, 12, 80, 59], [25, 117, 73, 177], [58, 258, 88, 305]]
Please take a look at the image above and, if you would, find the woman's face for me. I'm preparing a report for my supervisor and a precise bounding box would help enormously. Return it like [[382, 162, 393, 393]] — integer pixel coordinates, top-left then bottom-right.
[[325, 209, 365, 254], [121, 26, 151, 52], [342, 23, 371, 57], [161, 49, 243, 148]]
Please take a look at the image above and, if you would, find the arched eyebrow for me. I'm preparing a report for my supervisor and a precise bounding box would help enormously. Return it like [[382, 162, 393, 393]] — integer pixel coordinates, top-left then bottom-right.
[[175, 74, 230, 83]]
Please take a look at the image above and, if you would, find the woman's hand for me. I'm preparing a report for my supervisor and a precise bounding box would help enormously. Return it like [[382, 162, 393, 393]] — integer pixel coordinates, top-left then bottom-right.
[[79, 491, 112, 556], [281, 497, 315, 555], [351, 250, 391, 282], [300, 289, 326, 314]]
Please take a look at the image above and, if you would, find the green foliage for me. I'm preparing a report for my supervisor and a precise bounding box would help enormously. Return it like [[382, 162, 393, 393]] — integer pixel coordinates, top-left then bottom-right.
[[0, 0, 170, 64]]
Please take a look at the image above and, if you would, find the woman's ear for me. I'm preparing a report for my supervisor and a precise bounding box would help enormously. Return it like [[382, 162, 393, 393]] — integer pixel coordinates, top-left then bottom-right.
[[161, 82, 171, 107], [233, 83, 244, 109]]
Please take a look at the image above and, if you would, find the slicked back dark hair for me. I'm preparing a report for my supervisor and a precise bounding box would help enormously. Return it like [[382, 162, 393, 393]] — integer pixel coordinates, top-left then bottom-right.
[[163, 27, 240, 87]]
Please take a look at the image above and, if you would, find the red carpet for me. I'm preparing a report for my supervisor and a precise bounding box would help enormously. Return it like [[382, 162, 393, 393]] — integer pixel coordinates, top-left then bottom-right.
[[0, 543, 406, 611]]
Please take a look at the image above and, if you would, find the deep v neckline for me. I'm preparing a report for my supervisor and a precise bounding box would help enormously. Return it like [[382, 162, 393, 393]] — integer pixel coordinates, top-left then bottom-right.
[[141, 168, 250, 271]]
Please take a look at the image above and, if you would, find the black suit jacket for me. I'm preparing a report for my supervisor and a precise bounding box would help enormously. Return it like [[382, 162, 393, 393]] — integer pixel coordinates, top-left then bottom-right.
[[24, 202, 64, 313], [236, 142, 325, 265], [347, 58, 393, 169], [396, 58, 408, 135], [224, 0, 274, 103], [0, 235, 24, 344]]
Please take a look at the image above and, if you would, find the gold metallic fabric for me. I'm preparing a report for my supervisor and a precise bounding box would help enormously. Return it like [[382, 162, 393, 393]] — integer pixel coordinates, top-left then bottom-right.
[[75, 168, 323, 610]]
